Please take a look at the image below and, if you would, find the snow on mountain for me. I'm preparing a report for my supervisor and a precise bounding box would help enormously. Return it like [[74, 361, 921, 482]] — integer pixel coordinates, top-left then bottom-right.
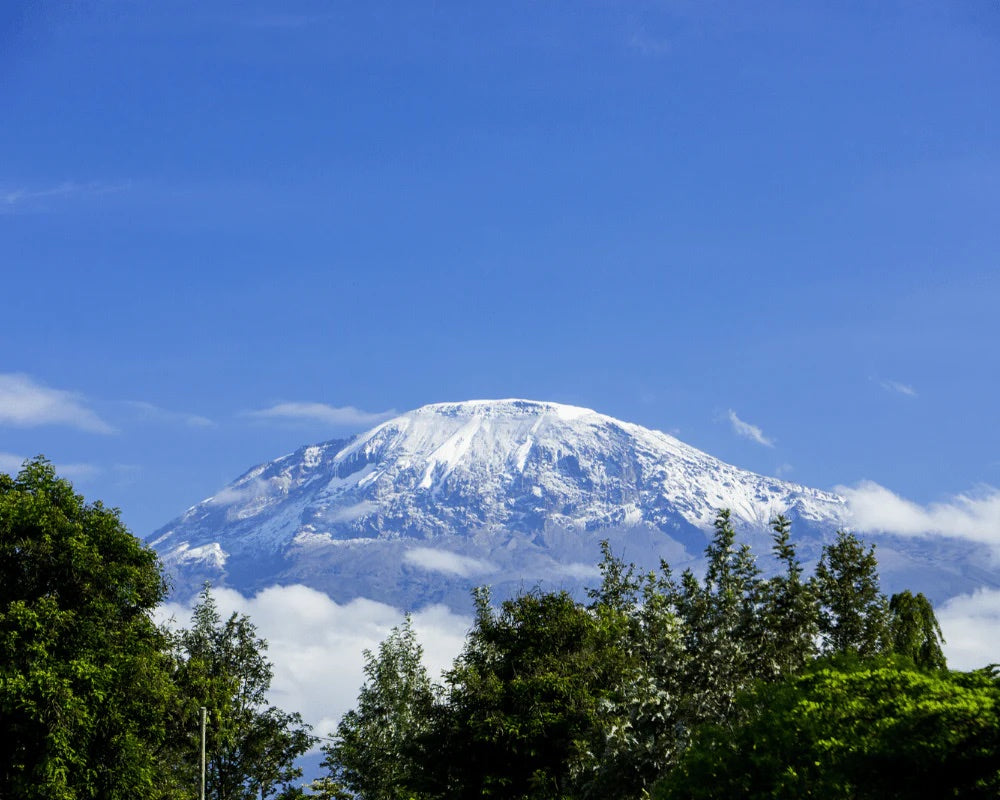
[[148, 400, 989, 608]]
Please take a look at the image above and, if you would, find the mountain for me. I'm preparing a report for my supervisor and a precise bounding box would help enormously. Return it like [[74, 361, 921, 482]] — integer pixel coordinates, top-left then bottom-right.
[[148, 400, 993, 608]]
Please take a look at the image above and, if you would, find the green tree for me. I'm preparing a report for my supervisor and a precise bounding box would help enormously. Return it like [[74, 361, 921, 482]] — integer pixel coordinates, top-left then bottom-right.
[[758, 515, 818, 678], [813, 530, 888, 657], [652, 657, 1000, 800], [586, 544, 685, 799], [425, 588, 631, 800], [668, 510, 765, 731], [887, 590, 946, 671], [0, 457, 177, 800], [169, 586, 315, 800], [322, 615, 436, 800]]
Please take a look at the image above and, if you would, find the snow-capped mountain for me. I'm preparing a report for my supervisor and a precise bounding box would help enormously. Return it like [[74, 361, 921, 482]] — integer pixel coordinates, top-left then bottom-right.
[[149, 400, 989, 608]]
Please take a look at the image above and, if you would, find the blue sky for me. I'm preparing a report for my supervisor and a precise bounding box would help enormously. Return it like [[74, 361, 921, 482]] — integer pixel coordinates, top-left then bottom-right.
[[2, 0, 999, 538]]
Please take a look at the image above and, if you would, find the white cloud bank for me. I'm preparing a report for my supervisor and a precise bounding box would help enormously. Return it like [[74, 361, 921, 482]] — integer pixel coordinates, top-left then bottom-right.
[[841, 480, 1000, 548], [156, 585, 470, 741], [152, 581, 999, 743], [0, 373, 114, 433], [245, 402, 395, 429], [937, 588, 1000, 670], [727, 410, 775, 447]]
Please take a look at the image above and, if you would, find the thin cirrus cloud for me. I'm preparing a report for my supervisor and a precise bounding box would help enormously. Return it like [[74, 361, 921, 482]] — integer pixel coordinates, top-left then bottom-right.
[[840, 480, 1000, 548], [245, 402, 396, 429], [727, 409, 775, 448], [1, 180, 129, 213], [0, 373, 115, 433], [879, 379, 917, 397], [125, 400, 215, 428]]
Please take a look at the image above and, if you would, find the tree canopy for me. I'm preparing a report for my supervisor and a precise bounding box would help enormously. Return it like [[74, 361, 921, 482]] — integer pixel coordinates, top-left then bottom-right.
[[0, 457, 176, 799], [0, 458, 316, 800], [168, 586, 316, 800], [652, 657, 1000, 800], [321, 511, 964, 800], [2, 460, 973, 800]]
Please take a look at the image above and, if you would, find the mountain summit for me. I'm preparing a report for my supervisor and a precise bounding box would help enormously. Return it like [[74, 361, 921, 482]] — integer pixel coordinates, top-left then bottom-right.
[[150, 400, 868, 606]]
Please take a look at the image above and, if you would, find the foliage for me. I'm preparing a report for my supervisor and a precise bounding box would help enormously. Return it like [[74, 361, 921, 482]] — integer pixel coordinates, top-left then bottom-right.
[[887, 590, 947, 671], [585, 543, 685, 798], [652, 657, 1000, 800], [322, 616, 436, 800], [169, 586, 315, 800], [758, 515, 818, 677], [813, 530, 888, 657], [422, 588, 634, 800], [327, 510, 954, 800], [667, 510, 766, 731], [0, 457, 177, 800]]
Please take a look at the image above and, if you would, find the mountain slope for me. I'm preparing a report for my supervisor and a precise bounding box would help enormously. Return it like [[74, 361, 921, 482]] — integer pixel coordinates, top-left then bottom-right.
[[148, 400, 989, 607]]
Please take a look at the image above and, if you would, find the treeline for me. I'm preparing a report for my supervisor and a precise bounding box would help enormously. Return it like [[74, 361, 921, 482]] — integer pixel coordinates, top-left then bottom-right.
[[4, 459, 1000, 799], [317, 514, 1000, 799], [0, 459, 314, 800]]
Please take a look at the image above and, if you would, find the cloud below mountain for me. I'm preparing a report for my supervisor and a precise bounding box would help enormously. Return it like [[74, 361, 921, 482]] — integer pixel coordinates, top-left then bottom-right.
[[841, 480, 1000, 548], [404, 547, 495, 577], [937, 587, 1000, 670], [156, 584, 470, 742]]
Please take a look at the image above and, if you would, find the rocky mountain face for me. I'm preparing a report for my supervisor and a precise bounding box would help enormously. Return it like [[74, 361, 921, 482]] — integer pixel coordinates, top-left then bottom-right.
[[148, 400, 991, 608]]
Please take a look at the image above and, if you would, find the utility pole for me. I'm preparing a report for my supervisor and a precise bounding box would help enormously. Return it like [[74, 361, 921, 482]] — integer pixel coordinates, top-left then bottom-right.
[[200, 706, 207, 800]]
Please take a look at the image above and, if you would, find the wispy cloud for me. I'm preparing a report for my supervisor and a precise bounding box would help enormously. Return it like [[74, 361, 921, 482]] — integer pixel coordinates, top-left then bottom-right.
[[126, 400, 215, 428], [205, 478, 273, 507], [727, 409, 775, 447], [404, 547, 495, 578], [878, 379, 917, 397], [245, 402, 396, 429], [0, 180, 129, 213], [840, 480, 1000, 548], [0, 374, 114, 433]]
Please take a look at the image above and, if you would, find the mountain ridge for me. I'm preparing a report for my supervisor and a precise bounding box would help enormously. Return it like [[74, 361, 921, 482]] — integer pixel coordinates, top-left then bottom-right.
[[148, 399, 989, 608]]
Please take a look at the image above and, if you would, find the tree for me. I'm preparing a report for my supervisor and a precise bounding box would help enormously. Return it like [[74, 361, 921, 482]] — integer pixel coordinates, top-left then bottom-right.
[[813, 530, 888, 657], [0, 457, 177, 800], [668, 510, 766, 731], [758, 515, 818, 678], [887, 590, 946, 671], [169, 586, 315, 800], [322, 616, 436, 800], [586, 544, 685, 799], [652, 657, 1000, 800], [424, 588, 632, 800]]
